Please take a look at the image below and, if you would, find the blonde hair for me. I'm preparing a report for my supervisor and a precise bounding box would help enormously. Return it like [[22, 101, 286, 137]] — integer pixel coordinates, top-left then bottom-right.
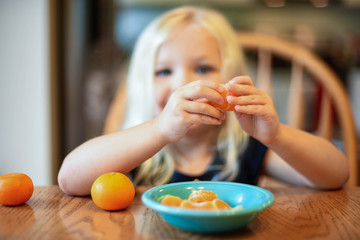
[[122, 6, 248, 185]]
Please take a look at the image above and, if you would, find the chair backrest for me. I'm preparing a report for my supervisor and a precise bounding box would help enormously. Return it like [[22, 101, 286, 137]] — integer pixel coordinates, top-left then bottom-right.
[[237, 32, 358, 187], [103, 80, 127, 135], [103, 32, 358, 187]]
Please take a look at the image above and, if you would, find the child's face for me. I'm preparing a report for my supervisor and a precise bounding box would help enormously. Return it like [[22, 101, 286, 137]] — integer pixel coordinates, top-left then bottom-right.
[[153, 24, 223, 115]]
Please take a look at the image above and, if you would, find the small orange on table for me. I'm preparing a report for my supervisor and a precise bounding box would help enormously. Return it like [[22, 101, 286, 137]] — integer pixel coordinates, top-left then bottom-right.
[[0, 172, 34, 206], [91, 172, 135, 211]]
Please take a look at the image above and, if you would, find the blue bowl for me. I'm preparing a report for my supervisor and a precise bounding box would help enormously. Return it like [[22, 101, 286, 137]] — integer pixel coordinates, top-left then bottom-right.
[[141, 181, 274, 233]]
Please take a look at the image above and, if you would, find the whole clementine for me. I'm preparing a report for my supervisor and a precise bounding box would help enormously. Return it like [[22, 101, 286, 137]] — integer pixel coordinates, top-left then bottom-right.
[[210, 84, 235, 111], [0, 173, 34, 206], [91, 172, 135, 211]]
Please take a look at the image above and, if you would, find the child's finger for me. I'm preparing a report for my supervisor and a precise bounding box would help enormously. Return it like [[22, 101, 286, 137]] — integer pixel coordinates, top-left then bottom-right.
[[234, 104, 270, 116], [180, 81, 225, 105], [225, 76, 258, 96], [184, 101, 226, 122], [227, 76, 254, 86], [188, 114, 224, 126], [227, 94, 267, 106], [187, 80, 225, 93], [226, 83, 259, 96]]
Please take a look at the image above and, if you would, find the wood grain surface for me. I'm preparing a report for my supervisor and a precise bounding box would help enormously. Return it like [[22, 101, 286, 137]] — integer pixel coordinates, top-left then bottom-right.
[[0, 186, 359, 240]]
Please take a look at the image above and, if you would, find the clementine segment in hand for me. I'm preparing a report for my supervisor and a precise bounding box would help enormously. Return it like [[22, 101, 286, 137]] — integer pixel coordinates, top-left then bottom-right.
[[0, 173, 34, 206], [210, 84, 235, 111], [91, 172, 135, 211]]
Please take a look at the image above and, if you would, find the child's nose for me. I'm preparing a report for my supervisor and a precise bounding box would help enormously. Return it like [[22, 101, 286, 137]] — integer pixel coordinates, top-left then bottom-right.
[[171, 70, 194, 90]]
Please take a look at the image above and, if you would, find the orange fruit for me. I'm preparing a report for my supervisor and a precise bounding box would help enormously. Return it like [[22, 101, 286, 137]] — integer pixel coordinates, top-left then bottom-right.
[[0, 173, 34, 206], [91, 172, 135, 211], [160, 190, 232, 211], [212, 199, 232, 210], [188, 190, 217, 203], [160, 195, 183, 207], [210, 84, 235, 111], [180, 200, 214, 210], [180, 199, 231, 210]]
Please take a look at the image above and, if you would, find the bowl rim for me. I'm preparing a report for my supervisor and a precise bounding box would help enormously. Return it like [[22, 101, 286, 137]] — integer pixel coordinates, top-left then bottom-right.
[[141, 181, 274, 217]]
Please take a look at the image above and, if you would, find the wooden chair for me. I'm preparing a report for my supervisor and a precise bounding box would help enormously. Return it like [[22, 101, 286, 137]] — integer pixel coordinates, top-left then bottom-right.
[[104, 80, 127, 135], [237, 32, 358, 187], [104, 32, 358, 187]]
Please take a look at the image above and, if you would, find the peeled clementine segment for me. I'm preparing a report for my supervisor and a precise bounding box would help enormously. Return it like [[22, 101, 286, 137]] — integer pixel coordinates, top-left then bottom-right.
[[179, 200, 196, 209], [160, 195, 183, 207], [188, 190, 217, 203], [210, 84, 235, 111], [212, 199, 231, 210], [159, 190, 233, 211], [180, 200, 214, 210], [180, 199, 231, 210]]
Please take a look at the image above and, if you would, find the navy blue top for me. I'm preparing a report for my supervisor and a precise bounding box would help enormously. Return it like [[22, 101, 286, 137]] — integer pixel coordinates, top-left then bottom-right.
[[169, 137, 267, 185]]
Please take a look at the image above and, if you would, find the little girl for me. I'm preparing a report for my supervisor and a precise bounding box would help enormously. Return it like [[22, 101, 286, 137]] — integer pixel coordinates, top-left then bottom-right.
[[58, 6, 349, 196]]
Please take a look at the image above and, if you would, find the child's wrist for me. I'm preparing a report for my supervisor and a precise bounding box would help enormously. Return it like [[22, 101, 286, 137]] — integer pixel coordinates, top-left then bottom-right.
[[152, 116, 172, 145], [264, 123, 284, 147]]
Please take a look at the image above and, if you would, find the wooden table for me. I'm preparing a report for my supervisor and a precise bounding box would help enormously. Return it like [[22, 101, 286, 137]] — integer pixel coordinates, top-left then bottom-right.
[[1, 186, 359, 240]]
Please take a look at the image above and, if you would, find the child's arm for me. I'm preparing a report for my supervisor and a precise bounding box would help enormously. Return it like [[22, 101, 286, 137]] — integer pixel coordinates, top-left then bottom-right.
[[58, 80, 226, 196], [58, 119, 169, 196], [263, 124, 349, 189], [227, 76, 349, 189]]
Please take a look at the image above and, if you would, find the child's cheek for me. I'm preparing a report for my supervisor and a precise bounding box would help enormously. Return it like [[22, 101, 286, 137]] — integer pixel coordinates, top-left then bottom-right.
[[153, 88, 171, 115]]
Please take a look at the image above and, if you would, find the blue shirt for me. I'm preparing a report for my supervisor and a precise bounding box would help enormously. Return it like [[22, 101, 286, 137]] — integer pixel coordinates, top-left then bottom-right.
[[170, 137, 267, 185]]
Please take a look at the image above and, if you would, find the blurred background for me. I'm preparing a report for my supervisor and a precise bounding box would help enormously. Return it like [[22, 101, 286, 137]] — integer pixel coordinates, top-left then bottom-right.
[[0, 0, 359, 185]]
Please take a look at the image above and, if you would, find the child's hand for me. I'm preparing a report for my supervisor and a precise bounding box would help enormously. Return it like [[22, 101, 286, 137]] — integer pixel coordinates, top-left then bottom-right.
[[226, 76, 280, 144], [156, 80, 226, 142]]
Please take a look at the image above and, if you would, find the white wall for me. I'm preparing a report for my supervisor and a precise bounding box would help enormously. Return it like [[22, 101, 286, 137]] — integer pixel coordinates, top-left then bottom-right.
[[0, 0, 51, 185]]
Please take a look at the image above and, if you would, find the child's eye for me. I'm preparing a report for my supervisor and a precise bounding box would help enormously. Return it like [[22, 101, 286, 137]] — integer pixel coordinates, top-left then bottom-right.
[[196, 65, 213, 74], [155, 69, 172, 77]]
